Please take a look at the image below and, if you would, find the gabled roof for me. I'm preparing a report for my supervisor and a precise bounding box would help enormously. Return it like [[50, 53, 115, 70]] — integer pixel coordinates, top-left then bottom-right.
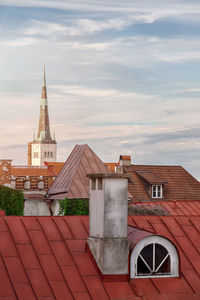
[[48, 144, 108, 200], [124, 165, 200, 201], [1, 214, 200, 299]]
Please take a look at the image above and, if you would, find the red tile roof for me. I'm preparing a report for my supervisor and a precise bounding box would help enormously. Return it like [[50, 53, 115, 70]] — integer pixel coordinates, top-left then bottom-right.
[[120, 155, 131, 161], [11, 166, 49, 176], [48, 144, 108, 200], [1, 215, 200, 299], [44, 161, 65, 176], [124, 165, 200, 201]]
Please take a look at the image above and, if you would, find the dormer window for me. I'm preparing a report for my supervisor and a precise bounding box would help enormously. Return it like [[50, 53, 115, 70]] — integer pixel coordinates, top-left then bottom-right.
[[130, 235, 179, 278], [152, 185, 163, 198], [135, 171, 166, 200]]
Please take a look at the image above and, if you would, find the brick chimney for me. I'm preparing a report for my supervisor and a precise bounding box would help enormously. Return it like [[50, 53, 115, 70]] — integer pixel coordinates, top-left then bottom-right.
[[87, 173, 129, 275], [119, 155, 131, 167]]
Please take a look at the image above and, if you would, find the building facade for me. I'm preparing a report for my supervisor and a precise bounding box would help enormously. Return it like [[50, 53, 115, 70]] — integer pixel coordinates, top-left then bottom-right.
[[28, 66, 57, 166]]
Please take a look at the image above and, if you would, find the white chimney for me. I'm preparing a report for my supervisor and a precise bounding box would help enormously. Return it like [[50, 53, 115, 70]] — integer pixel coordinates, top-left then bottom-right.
[[87, 173, 129, 275]]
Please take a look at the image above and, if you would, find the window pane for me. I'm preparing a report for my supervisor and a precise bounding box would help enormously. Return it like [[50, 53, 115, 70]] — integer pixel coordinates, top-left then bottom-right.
[[137, 256, 151, 275], [98, 178, 102, 190], [91, 178, 96, 190], [155, 244, 168, 269], [140, 244, 153, 269], [157, 185, 162, 197], [157, 256, 170, 274]]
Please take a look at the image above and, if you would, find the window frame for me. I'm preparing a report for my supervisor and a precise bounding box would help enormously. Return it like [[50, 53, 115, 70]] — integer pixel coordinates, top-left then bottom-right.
[[130, 235, 179, 278], [152, 184, 163, 198]]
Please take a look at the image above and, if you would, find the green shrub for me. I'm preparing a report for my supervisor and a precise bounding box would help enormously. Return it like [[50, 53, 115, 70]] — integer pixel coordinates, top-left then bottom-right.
[[59, 198, 89, 215], [0, 185, 24, 215]]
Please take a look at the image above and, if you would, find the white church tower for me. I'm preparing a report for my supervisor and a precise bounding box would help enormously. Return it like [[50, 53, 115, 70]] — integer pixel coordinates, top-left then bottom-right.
[[28, 66, 57, 166]]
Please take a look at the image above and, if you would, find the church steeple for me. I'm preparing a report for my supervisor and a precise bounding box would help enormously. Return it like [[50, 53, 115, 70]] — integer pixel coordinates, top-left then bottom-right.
[[28, 66, 57, 166], [36, 65, 54, 142]]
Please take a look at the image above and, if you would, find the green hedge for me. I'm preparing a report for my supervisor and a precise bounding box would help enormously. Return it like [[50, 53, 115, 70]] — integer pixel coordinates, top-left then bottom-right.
[[59, 198, 89, 215], [0, 186, 24, 215]]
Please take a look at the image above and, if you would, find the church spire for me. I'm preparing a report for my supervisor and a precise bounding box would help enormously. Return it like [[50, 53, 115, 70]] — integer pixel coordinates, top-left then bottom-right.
[[36, 65, 54, 142]]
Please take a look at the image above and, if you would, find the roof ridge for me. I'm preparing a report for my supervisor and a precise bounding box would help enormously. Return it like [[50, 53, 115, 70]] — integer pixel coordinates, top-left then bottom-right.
[[48, 144, 87, 196]]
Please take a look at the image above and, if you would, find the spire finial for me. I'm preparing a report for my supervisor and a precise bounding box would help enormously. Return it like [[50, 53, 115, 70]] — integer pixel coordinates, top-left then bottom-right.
[[43, 64, 46, 87], [41, 64, 47, 99]]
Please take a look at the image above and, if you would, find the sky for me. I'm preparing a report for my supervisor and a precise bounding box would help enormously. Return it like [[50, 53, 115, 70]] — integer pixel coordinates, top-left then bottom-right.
[[1, 1, 200, 179]]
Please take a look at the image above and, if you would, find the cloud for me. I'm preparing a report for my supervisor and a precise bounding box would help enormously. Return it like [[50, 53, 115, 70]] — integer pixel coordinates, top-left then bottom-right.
[[183, 88, 200, 93], [21, 15, 158, 38], [0, 37, 40, 47], [50, 84, 156, 100]]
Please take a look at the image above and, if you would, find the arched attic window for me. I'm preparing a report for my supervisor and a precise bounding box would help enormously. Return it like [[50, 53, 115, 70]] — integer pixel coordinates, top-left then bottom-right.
[[130, 235, 179, 278]]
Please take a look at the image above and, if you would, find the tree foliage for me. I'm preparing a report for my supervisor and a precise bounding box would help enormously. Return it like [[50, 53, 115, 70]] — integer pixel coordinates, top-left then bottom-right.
[[0, 185, 24, 215], [59, 198, 89, 215]]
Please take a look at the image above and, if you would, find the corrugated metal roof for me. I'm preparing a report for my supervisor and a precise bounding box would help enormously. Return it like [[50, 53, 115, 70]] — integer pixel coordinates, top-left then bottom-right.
[[48, 144, 108, 199], [1, 214, 200, 299]]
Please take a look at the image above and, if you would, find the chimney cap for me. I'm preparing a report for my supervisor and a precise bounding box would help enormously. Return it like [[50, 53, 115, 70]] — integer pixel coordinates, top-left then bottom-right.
[[119, 155, 131, 160]]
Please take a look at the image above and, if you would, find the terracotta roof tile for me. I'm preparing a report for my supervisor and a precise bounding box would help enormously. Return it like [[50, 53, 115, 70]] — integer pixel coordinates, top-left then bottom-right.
[[0, 231, 18, 256], [152, 277, 193, 294], [26, 269, 53, 297], [4, 256, 28, 284], [12, 166, 49, 176], [49, 241, 74, 266], [37, 217, 63, 241], [65, 216, 88, 239], [2, 215, 200, 299], [61, 265, 87, 292], [52, 217, 74, 240], [28, 230, 52, 255], [104, 281, 136, 299], [65, 240, 86, 252], [39, 254, 63, 280], [17, 244, 41, 269], [0, 269, 16, 296], [14, 283, 37, 300], [125, 165, 200, 202], [72, 292, 91, 300], [72, 252, 98, 276], [5, 217, 30, 244], [83, 276, 109, 300], [130, 278, 159, 296], [49, 280, 73, 300]]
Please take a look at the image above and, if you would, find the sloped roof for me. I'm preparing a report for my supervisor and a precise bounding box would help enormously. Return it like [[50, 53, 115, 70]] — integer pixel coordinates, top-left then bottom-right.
[[44, 162, 64, 176], [124, 165, 200, 201], [48, 144, 108, 200], [129, 200, 200, 216], [12, 166, 49, 177], [1, 214, 200, 299], [135, 170, 167, 185]]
